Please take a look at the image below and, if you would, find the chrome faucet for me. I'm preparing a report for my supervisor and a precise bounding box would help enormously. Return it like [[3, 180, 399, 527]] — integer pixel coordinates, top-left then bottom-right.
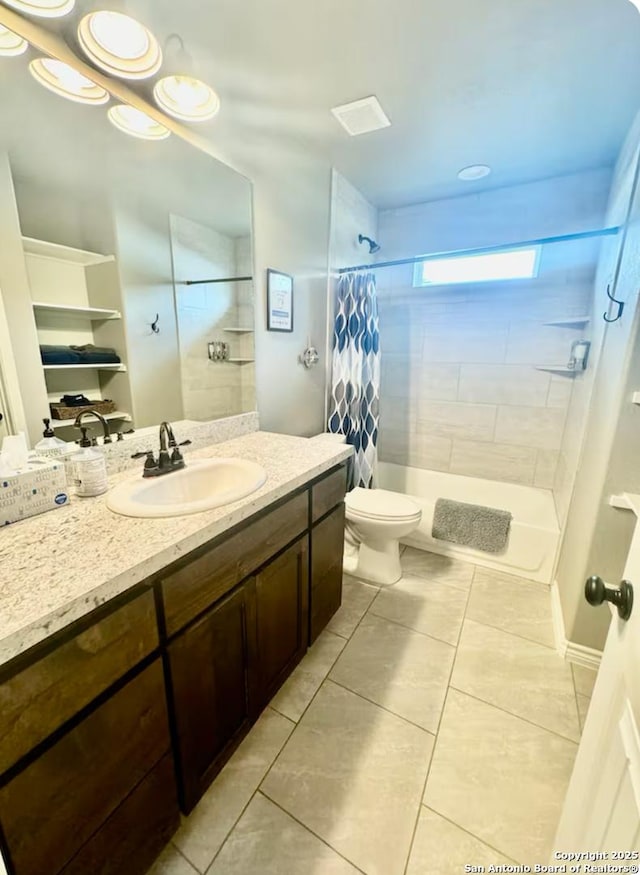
[[74, 409, 112, 444], [131, 421, 192, 478]]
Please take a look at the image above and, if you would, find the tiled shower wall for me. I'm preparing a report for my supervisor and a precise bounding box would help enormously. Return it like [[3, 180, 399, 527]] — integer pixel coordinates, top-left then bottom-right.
[[375, 169, 612, 490]]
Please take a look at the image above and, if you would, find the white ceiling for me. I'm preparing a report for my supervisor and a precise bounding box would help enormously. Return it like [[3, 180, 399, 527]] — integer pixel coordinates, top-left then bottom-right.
[[121, 0, 640, 208], [2, 0, 640, 211]]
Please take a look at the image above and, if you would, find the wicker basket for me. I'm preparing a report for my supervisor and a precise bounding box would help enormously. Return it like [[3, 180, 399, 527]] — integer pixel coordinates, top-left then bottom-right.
[[49, 400, 117, 420]]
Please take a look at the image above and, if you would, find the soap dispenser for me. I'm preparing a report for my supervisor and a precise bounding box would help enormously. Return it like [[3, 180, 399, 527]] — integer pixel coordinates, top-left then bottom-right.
[[69, 427, 108, 497], [34, 419, 68, 460]]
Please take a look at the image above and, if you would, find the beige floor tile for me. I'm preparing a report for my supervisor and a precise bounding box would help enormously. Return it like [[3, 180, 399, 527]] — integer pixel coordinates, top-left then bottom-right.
[[262, 680, 434, 875], [406, 807, 515, 875], [329, 614, 454, 732], [424, 689, 577, 864], [466, 567, 554, 647], [271, 631, 347, 722], [325, 576, 379, 638], [146, 845, 197, 875], [208, 793, 360, 875], [451, 620, 580, 741], [369, 573, 468, 645], [572, 663, 598, 697], [173, 708, 294, 872], [400, 547, 475, 591], [577, 694, 591, 732]]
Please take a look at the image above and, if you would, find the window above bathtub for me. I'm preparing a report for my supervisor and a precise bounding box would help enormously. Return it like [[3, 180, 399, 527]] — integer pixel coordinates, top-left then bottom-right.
[[412, 245, 541, 288]]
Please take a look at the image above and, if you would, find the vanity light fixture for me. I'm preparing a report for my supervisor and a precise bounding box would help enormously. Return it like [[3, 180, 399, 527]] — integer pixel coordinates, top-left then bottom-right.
[[29, 57, 110, 105], [153, 75, 220, 122], [2, 0, 74, 17], [457, 164, 492, 181], [77, 10, 162, 80], [628, 0, 640, 11], [107, 103, 170, 140], [0, 25, 28, 56]]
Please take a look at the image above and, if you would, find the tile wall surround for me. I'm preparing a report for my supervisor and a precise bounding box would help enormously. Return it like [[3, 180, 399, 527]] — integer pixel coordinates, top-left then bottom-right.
[[376, 252, 598, 492]]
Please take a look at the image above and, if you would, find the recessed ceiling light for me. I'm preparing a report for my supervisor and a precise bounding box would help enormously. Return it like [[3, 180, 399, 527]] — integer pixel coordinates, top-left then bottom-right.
[[108, 104, 170, 141], [2, 0, 74, 17], [153, 75, 220, 122], [0, 25, 28, 56], [77, 11, 162, 80], [29, 58, 110, 105], [331, 96, 391, 136], [458, 164, 492, 181]]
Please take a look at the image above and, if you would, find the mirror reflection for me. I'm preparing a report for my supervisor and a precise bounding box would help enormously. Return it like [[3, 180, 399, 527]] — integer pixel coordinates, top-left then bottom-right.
[[0, 59, 254, 446]]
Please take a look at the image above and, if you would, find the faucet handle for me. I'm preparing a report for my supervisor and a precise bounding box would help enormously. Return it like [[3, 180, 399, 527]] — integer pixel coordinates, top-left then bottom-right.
[[131, 450, 157, 474]]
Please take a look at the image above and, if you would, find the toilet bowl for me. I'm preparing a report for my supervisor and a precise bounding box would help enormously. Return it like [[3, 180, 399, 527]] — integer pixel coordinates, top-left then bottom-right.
[[344, 488, 422, 585]]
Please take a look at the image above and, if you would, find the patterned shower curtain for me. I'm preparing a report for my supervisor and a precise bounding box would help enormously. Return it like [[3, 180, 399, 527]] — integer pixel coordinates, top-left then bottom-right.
[[328, 271, 380, 488]]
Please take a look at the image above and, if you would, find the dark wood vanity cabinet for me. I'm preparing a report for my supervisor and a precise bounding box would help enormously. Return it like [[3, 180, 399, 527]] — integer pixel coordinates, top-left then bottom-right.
[[0, 462, 348, 873]]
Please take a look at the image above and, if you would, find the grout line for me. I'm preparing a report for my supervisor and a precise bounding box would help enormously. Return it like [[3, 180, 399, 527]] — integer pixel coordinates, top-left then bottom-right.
[[420, 805, 522, 866], [366, 602, 461, 649], [447, 685, 580, 745], [169, 842, 201, 874], [463, 612, 558, 652], [325, 676, 438, 737], [257, 790, 369, 875]]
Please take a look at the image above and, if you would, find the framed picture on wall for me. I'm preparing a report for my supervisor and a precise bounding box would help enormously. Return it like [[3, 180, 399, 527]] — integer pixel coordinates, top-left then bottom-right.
[[266, 269, 294, 332]]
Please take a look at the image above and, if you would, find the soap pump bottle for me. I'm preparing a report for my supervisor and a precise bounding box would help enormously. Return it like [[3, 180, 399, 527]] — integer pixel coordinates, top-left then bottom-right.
[[34, 419, 68, 460], [70, 427, 108, 497]]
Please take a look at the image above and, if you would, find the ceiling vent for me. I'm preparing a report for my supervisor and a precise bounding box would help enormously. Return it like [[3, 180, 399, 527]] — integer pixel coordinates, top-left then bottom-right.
[[331, 96, 391, 136]]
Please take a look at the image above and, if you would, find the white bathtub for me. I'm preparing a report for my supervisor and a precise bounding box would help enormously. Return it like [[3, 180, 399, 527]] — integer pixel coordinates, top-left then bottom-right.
[[377, 462, 560, 584]]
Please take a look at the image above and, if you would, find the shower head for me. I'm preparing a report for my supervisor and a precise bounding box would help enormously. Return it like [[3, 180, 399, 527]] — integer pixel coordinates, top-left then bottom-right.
[[358, 234, 381, 255]]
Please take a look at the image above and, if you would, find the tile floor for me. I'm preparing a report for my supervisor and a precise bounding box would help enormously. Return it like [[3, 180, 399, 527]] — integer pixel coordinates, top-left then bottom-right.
[[148, 547, 598, 875]]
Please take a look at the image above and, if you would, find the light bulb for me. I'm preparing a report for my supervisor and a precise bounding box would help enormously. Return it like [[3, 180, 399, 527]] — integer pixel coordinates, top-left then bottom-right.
[[108, 104, 170, 141], [153, 75, 220, 122], [0, 25, 28, 56], [29, 58, 110, 105], [2, 0, 74, 17], [78, 11, 162, 80]]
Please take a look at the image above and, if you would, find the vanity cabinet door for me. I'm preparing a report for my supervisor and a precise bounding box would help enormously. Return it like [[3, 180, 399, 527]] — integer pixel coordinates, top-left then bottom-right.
[[253, 536, 309, 707], [167, 584, 256, 813], [310, 503, 346, 643]]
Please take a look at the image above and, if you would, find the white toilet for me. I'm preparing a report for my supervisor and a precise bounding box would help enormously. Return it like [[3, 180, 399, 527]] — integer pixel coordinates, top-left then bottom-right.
[[343, 488, 422, 585]]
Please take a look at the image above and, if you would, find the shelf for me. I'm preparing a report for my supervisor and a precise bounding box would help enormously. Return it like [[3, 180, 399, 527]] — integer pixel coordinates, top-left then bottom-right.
[[633, 392, 640, 405], [22, 237, 114, 266], [50, 412, 132, 430], [609, 494, 634, 511], [33, 302, 121, 321], [43, 363, 127, 372], [227, 358, 255, 364], [535, 366, 579, 376], [223, 327, 255, 334], [544, 316, 591, 327]]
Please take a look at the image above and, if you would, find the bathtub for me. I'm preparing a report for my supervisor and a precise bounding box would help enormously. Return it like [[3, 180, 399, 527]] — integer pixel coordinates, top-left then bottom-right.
[[377, 462, 560, 584]]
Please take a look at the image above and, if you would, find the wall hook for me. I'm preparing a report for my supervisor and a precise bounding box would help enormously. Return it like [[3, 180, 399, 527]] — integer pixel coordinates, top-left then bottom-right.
[[603, 285, 625, 323], [150, 314, 160, 334]]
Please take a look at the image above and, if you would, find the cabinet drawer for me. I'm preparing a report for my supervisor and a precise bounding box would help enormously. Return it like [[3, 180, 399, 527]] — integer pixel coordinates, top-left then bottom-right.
[[59, 754, 179, 875], [0, 590, 158, 774], [0, 659, 171, 875], [162, 491, 309, 636], [311, 466, 347, 523], [311, 504, 345, 643]]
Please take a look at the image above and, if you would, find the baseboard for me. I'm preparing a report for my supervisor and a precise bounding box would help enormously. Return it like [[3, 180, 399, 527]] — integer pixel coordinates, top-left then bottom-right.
[[550, 580, 567, 658], [550, 580, 603, 670]]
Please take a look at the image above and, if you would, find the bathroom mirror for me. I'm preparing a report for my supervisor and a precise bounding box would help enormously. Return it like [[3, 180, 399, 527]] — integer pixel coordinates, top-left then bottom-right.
[[0, 57, 255, 444]]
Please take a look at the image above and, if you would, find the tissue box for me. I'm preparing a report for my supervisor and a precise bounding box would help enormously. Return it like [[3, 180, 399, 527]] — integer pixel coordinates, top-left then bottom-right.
[[1, 458, 69, 527]]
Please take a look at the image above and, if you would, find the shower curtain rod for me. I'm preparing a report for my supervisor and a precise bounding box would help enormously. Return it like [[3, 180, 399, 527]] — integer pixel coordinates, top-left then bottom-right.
[[337, 226, 621, 274], [181, 275, 253, 286]]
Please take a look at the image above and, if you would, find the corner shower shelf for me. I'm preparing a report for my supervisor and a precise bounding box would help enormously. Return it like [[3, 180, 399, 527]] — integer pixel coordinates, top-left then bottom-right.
[[33, 302, 121, 321], [535, 366, 579, 376], [544, 316, 591, 327], [50, 411, 131, 430], [223, 327, 254, 333], [43, 363, 127, 372]]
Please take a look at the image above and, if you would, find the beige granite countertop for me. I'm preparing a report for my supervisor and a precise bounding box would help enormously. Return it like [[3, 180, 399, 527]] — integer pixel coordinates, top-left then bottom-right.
[[0, 431, 352, 666]]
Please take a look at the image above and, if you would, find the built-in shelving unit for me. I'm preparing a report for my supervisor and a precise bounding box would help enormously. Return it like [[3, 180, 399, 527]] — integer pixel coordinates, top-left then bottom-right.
[[23, 237, 115, 266], [544, 316, 591, 327], [50, 411, 131, 431], [32, 302, 121, 321]]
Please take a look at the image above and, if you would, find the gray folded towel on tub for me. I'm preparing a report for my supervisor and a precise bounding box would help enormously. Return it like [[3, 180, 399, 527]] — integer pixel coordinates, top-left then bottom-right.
[[432, 498, 512, 554]]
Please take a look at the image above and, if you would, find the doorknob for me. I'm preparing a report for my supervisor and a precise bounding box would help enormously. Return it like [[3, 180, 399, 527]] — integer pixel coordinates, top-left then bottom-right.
[[585, 576, 634, 621]]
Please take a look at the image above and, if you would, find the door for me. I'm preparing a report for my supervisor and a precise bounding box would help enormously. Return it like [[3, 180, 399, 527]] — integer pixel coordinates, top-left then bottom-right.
[[254, 536, 309, 707], [167, 585, 255, 813], [554, 496, 640, 853]]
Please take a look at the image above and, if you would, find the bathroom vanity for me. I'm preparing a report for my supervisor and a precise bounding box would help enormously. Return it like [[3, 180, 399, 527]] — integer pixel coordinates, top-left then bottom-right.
[[0, 431, 350, 875]]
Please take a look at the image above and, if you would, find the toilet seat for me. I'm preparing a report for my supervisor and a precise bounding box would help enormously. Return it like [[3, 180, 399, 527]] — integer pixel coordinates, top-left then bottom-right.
[[345, 488, 421, 523]]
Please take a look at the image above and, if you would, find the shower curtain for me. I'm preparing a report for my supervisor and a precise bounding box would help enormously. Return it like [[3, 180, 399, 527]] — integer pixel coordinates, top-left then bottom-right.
[[328, 271, 380, 489]]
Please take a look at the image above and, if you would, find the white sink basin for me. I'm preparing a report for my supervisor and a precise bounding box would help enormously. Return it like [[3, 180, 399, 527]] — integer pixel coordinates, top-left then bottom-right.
[[106, 458, 267, 518]]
